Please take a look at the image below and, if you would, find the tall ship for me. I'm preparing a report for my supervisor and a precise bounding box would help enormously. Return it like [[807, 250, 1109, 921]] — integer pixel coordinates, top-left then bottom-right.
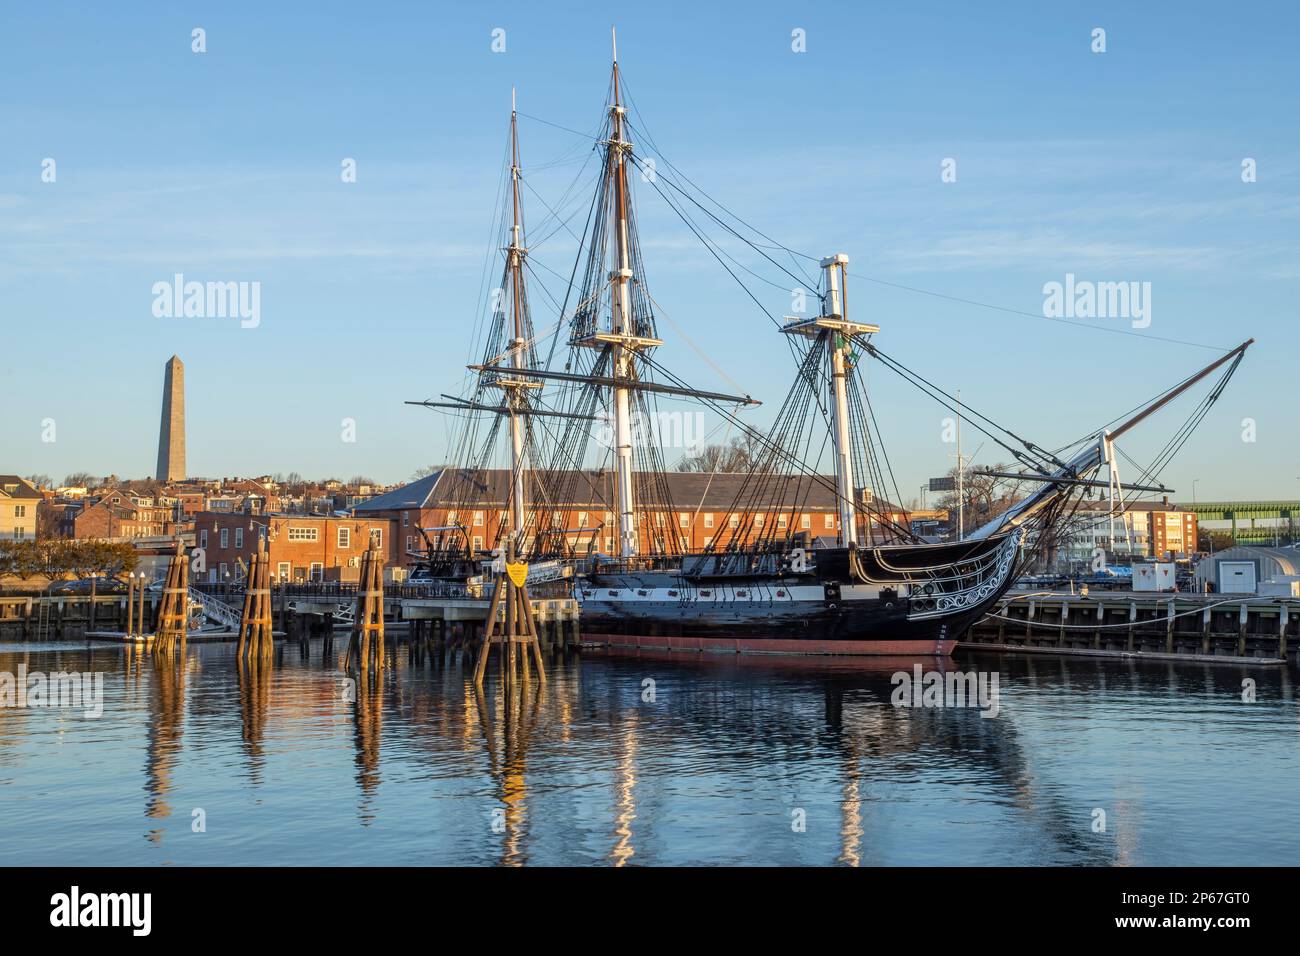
[[408, 34, 1251, 656]]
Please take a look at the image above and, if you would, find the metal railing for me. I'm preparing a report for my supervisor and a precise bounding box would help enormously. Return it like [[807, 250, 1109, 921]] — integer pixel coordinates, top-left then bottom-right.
[[189, 586, 241, 630]]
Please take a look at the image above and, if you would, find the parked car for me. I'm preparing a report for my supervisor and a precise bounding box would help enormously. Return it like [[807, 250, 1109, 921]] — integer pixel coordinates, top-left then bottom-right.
[[47, 577, 128, 595]]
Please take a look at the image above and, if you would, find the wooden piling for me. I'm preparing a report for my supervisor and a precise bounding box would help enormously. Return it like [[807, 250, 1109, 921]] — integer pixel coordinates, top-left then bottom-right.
[[344, 538, 386, 674], [153, 539, 189, 654], [472, 536, 545, 687], [126, 574, 136, 638], [237, 538, 275, 661]]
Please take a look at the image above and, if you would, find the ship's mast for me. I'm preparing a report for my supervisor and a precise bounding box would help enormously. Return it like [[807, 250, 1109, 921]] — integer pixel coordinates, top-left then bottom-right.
[[822, 255, 858, 547], [782, 254, 876, 549], [506, 88, 528, 540], [608, 28, 639, 557], [471, 87, 544, 546]]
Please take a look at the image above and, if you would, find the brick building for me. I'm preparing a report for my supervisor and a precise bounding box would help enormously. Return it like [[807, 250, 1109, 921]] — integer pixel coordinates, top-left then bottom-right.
[[71, 486, 183, 540], [195, 512, 398, 584], [352, 468, 910, 570]]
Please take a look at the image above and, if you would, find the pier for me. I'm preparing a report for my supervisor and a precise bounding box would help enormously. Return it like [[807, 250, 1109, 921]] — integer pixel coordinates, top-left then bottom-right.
[[963, 591, 1297, 665], [6, 583, 1298, 666], [0, 582, 581, 654]]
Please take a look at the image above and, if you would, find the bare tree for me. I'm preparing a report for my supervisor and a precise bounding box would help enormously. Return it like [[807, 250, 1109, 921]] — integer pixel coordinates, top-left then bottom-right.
[[674, 434, 767, 473], [934, 463, 1027, 536]]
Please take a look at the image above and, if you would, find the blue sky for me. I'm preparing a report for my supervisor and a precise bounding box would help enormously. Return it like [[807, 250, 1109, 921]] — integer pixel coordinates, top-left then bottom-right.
[[2, 1, 1297, 502]]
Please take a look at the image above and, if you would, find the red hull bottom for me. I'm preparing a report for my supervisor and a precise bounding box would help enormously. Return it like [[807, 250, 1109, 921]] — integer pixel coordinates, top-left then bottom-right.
[[581, 632, 956, 657]]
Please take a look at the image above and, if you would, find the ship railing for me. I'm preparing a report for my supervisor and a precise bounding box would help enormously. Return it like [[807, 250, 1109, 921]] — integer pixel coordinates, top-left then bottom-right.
[[902, 541, 1010, 597]]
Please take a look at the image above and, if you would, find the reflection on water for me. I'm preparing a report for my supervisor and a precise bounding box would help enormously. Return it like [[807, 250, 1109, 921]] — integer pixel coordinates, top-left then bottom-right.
[[0, 639, 1296, 866]]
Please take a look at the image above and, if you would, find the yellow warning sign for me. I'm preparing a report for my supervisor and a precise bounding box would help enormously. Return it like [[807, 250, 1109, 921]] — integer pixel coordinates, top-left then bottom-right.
[[506, 563, 528, 588]]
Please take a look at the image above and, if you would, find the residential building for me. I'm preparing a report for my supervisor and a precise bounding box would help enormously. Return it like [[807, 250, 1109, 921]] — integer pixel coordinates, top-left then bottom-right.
[[0, 476, 42, 541], [1052, 497, 1199, 568], [195, 512, 398, 584], [72, 487, 183, 540]]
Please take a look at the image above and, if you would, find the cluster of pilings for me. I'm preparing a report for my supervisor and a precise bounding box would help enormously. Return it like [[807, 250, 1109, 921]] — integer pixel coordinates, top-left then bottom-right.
[[125, 573, 150, 639], [345, 540, 386, 676], [237, 539, 275, 661], [153, 540, 190, 654], [473, 537, 546, 687]]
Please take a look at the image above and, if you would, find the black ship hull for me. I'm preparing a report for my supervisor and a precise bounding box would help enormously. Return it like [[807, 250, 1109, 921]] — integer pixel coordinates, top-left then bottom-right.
[[576, 531, 1022, 656]]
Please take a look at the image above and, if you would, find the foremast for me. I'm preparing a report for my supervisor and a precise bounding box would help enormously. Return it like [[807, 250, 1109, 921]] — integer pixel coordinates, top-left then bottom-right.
[[500, 89, 537, 540]]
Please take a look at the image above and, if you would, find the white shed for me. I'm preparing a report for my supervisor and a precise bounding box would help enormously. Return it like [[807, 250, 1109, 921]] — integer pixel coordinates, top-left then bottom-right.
[[1194, 546, 1300, 594]]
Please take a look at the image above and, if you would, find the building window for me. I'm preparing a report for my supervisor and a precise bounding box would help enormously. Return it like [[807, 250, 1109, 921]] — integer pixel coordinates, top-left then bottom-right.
[[679, 513, 689, 528], [403, 512, 409, 526], [473, 511, 484, 527], [447, 510, 458, 524], [14, 506, 25, 518], [577, 511, 588, 527], [472, 536, 484, 551], [605, 537, 614, 553], [235, 527, 244, 549], [754, 514, 764, 528], [405, 535, 412, 552], [552, 513, 563, 528], [801, 514, 811, 529], [287, 527, 319, 542], [680, 536, 689, 550], [220, 528, 229, 548], [777, 514, 788, 528], [824, 514, 835, 529], [703, 513, 714, 528], [219, 562, 228, 579], [655, 513, 666, 527], [337, 526, 351, 549], [277, 562, 291, 581], [729, 514, 740, 529], [310, 562, 323, 582], [704, 536, 713, 548], [370, 529, 383, 548]]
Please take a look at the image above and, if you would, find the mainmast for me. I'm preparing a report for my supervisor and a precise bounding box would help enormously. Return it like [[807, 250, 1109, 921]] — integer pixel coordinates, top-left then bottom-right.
[[608, 29, 638, 557], [783, 254, 877, 548]]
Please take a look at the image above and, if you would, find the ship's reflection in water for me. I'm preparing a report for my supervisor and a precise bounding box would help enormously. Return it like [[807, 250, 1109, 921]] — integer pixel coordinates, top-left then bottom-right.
[[0, 640, 1295, 865]]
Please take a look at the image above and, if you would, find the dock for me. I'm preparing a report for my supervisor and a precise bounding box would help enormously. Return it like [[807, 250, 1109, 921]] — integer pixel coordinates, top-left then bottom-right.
[[8, 585, 1297, 666], [963, 590, 1296, 665]]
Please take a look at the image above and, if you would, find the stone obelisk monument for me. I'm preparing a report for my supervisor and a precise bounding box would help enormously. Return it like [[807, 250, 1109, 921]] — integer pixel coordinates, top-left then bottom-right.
[[156, 355, 186, 481]]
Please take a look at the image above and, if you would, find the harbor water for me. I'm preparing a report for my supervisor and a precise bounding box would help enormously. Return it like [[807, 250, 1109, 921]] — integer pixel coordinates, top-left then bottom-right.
[[0, 640, 1295, 866]]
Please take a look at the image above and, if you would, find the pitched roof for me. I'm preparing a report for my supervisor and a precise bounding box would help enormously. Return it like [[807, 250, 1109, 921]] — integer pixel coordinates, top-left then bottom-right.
[[0, 476, 42, 500], [354, 469, 903, 514], [350, 471, 444, 512]]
